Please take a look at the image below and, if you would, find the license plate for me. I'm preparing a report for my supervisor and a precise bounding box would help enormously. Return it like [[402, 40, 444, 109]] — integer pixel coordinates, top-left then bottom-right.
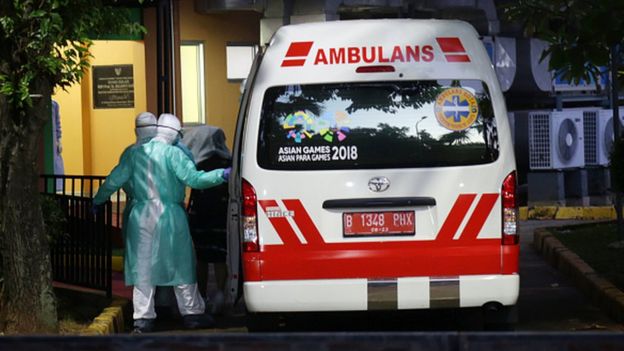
[[343, 211, 415, 237]]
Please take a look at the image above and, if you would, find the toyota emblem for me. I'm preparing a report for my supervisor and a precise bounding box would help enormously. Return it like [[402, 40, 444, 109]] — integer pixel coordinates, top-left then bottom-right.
[[368, 177, 390, 192]]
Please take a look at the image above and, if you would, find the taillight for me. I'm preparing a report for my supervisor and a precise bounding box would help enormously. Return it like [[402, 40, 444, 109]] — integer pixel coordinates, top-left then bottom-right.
[[502, 171, 518, 245], [242, 178, 259, 252]]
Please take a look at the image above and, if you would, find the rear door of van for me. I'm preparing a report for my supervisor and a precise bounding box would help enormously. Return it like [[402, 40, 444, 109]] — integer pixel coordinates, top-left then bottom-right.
[[229, 19, 518, 310], [250, 80, 513, 275]]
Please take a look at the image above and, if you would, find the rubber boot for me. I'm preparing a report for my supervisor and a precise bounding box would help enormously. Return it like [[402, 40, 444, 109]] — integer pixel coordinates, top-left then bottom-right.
[[183, 313, 215, 329], [132, 318, 155, 334]]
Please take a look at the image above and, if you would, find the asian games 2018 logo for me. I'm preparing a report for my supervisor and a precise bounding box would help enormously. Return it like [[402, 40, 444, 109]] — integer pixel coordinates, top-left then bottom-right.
[[282, 111, 350, 143], [433, 87, 479, 131]]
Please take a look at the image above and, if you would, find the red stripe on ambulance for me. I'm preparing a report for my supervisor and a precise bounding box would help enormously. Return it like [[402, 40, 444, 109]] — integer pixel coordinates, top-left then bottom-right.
[[258, 200, 303, 246], [459, 193, 499, 242], [436, 37, 471, 62], [280, 38, 473, 67], [248, 194, 512, 281], [253, 239, 501, 280], [436, 194, 476, 241], [281, 41, 314, 67], [282, 199, 326, 246], [261, 194, 501, 246]]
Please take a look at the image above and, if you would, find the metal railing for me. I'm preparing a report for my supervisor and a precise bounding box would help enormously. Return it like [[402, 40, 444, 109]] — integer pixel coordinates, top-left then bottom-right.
[[40, 175, 124, 228], [40, 175, 124, 298]]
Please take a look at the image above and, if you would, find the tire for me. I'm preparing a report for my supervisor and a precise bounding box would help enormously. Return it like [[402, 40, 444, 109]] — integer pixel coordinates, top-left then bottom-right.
[[483, 304, 517, 331]]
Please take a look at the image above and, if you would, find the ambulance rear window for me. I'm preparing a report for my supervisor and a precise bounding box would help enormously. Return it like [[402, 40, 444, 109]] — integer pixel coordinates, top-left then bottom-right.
[[257, 80, 499, 170]]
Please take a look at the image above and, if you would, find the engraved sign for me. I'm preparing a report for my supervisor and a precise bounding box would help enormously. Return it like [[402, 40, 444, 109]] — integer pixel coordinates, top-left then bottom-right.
[[93, 65, 134, 109]]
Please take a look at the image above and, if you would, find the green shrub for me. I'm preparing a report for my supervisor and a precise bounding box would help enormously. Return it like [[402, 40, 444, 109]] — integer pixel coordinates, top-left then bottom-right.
[[40, 195, 67, 246]]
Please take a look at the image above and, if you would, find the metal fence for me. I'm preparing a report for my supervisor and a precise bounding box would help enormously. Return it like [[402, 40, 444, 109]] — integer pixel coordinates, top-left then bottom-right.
[[40, 175, 124, 298], [40, 174, 124, 227]]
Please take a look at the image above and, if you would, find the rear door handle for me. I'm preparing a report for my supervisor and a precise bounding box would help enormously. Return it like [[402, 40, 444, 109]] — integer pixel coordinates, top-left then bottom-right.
[[322, 197, 436, 209]]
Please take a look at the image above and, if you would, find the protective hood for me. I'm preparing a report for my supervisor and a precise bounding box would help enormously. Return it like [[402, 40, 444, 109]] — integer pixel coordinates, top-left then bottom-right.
[[181, 125, 231, 164], [155, 113, 182, 145], [135, 112, 157, 143]]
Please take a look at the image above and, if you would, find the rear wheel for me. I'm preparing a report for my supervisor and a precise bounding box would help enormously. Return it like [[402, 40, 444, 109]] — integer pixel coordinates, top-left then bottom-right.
[[483, 304, 517, 331]]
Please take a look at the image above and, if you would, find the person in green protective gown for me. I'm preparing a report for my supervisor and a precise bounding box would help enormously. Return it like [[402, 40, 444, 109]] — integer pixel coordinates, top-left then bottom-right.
[[120, 112, 158, 240], [93, 113, 230, 333]]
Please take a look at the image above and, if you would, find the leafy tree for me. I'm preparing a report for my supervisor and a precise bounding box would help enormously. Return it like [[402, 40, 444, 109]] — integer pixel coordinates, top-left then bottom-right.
[[375, 123, 410, 139], [505, 0, 624, 238], [439, 130, 471, 146], [505, 0, 623, 86], [0, 0, 142, 334]]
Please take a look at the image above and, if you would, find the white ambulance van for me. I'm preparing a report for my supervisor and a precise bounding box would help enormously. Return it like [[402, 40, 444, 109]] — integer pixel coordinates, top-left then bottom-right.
[[227, 19, 518, 327]]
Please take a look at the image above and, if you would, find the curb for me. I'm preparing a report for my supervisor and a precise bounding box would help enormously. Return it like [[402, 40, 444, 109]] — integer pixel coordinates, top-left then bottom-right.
[[520, 206, 617, 220], [533, 228, 624, 323], [81, 298, 129, 335]]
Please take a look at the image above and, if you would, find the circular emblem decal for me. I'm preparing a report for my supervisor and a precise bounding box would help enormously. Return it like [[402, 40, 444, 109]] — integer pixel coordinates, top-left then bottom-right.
[[433, 87, 479, 131], [368, 177, 390, 192]]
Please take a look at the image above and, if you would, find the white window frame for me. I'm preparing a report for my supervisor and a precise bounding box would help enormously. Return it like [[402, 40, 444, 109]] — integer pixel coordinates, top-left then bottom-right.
[[226, 42, 258, 82]]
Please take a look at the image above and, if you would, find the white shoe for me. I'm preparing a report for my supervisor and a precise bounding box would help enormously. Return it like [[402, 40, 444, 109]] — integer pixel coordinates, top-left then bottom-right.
[[210, 291, 225, 315]]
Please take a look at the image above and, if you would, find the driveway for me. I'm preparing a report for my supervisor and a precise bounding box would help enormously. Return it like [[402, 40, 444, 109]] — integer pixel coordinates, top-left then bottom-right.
[[517, 220, 624, 331]]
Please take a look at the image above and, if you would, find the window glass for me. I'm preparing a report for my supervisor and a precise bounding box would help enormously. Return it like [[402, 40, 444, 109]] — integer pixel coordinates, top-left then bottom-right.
[[180, 41, 205, 124], [226, 44, 258, 81], [258, 80, 498, 170]]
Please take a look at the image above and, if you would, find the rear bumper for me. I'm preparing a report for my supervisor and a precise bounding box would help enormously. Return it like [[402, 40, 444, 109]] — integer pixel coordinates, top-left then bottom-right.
[[244, 274, 519, 312]]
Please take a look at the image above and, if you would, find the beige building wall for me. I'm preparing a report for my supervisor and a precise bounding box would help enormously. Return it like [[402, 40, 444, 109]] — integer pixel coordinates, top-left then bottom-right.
[[88, 41, 147, 177], [53, 40, 147, 177], [52, 3, 259, 178], [178, 0, 261, 148]]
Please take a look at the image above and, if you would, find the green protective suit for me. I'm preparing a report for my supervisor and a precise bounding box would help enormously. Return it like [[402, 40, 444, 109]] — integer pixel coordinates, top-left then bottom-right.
[[119, 142, 194, 240], [94, 139, 225, 286], [120, 144, 137, 240]]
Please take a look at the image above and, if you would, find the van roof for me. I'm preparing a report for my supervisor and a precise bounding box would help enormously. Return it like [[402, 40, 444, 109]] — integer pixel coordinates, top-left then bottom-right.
[[258, 19, 498, 86]]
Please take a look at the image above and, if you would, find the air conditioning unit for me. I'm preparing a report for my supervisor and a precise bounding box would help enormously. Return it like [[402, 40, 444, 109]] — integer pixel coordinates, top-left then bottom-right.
[[583, 109, 603, 166], [586, 108, 624, 166], [529, 110, 584, 170]]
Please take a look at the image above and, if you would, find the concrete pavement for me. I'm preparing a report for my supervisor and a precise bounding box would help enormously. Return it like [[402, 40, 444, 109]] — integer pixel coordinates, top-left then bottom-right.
[[517, 220, 624, 331]]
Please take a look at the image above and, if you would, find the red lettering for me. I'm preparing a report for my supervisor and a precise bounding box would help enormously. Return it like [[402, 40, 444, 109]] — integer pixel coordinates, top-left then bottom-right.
[[313, 44, 434, 66], [378, 46, 389, 63], [314, 49, 328, 65], [330, 48, 345, 64], [422, 45, 434, 62], [391, 46, 405, 62], [405, 46, 420, 62], [362, 47, 376, 63], [348, 47, 360, 63]]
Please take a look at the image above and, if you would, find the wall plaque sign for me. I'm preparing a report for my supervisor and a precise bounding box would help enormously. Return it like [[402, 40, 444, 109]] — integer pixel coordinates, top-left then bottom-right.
[[93, 65, 134, 109]]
